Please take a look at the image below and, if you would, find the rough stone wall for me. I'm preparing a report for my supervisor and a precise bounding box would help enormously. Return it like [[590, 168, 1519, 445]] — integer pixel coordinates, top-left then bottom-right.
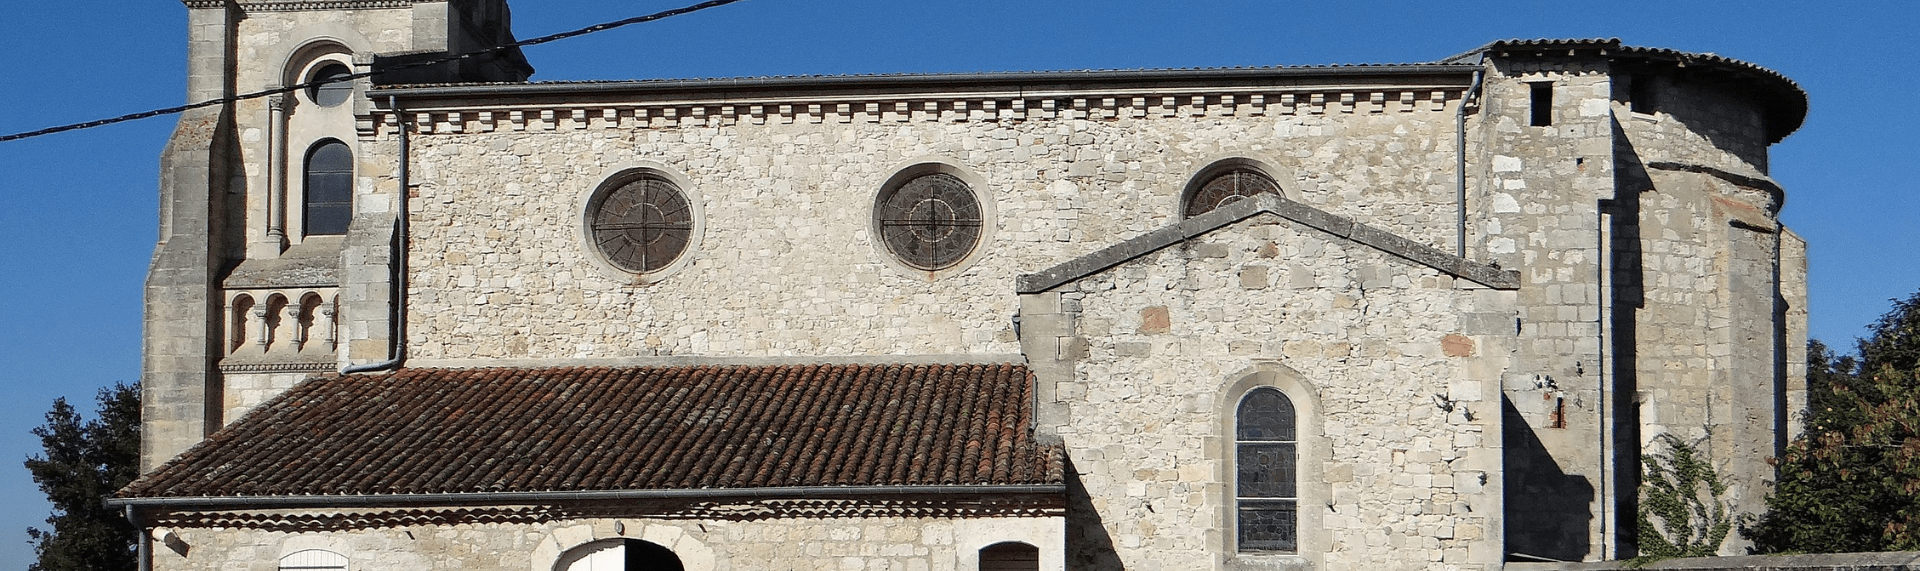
[[1613, 64, 1790, 555], [1619, 73, 1772, 175], [1780, 229, 1808, 440], [1476, 58, 1622, 561], [219, 372, 314, 425], [1024, 215, 1512, 571], [389, 94, 1467, 362], [144, 4, 242, 472], [150, 515, 1063, 571]]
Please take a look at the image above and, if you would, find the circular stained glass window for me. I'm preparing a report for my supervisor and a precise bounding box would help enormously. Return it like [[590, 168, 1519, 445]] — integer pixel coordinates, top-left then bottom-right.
[[308, 63, 354, 108], [1186, 168, 1280, 217], [588, 174, 693, 275], [876, 172, 983, 271]]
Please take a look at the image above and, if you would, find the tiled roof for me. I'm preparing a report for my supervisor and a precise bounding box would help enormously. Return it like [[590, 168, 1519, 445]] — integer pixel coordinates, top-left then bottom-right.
[[1447, 38, 1806, 142], [121, 363, 1062, 498]]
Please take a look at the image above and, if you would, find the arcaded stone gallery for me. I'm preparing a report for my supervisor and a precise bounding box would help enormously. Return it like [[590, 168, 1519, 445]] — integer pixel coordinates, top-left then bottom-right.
[[118, 1, 1810, 570]]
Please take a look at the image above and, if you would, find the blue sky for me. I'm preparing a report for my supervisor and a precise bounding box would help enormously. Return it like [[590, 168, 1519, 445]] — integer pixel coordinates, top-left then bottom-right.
[[0, 0, 1915, 567]]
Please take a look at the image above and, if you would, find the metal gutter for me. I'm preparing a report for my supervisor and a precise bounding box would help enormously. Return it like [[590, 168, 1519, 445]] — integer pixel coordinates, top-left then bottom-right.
[[107, 484, 1067, 509]]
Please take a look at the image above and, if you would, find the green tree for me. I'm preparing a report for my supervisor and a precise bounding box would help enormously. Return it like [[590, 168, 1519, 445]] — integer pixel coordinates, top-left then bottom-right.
[[24, 382, 140, 571], [1748, 290, 1920, 553]]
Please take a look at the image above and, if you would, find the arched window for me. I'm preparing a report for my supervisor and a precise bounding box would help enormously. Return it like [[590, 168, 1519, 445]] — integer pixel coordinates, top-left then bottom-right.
[[1185, 168, 1280, 217], [556, 538, 684, 571], [279, 549, 347, 571], [1236, 387, 1297, 552], [304, 140, 352, 235], [979, 541, 1039, 571]]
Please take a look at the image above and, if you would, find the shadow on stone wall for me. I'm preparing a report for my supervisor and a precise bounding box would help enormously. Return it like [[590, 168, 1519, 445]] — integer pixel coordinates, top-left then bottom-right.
[[1064, 457, 1126, 571], [1505, 396, 1596, 562]]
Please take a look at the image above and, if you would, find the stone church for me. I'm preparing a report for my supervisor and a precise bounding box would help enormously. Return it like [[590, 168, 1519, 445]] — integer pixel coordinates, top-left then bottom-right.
[[114, 1, 1811, 570]]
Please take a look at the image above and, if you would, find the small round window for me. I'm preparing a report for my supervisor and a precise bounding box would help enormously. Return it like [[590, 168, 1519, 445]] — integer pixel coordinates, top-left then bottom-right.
[[876, 172, 983, 271], [307, 63, 354, 107], [587, 174, 693, 275], [1186, 168, 1280, 217]]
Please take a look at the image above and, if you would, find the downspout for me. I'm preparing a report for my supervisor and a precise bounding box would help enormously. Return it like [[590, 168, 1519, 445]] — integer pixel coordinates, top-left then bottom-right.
[[127, 505, 149, 571], [343, 96, 409, 374], [1455, 55, 1487, 257]]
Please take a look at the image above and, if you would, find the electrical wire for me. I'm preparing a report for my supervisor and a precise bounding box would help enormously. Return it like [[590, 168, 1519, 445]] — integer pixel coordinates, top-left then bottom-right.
[[0, 0, 752, 143]]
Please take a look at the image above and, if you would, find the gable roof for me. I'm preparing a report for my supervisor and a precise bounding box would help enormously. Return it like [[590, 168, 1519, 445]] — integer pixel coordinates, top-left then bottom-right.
[[119, 363, 1063, 502], [1017, 194, 1520, 294]]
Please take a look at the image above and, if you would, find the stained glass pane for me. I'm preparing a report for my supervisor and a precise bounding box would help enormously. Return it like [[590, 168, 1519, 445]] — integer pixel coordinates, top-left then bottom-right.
[[1238, 502, 1298, 552], [1236, 388, 1295, 441], [589, 175, 693, 274], [877, 173, 982, 270], [304, 141, 353, 235], [1186, 169, 1280, 217], [1237, 442, 1296, 498]]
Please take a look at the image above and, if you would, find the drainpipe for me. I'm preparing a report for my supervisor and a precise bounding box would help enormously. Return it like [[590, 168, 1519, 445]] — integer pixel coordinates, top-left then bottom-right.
[[1455, 55, 1488, 258], [126, 505, 149, 571], [342, 96, 409, 374]]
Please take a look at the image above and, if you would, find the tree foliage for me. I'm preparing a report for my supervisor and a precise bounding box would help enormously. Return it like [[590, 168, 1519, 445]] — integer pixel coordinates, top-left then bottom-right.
[[1748, 290, 1920, 553], [24, 382, 140, 571], [1636, 433, 1737, 561]]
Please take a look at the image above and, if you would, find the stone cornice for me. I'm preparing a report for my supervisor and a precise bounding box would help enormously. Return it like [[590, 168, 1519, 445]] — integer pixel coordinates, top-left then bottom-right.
[[217, 361, 336, 374], [184, 0, 418, 11], [1018, 194, 1521, 293], [359, 85, 1468, 136]]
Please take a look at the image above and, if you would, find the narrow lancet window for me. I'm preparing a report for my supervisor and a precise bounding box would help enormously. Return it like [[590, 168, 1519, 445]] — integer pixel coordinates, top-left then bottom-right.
[[304, 140, 352, 236], [1236, 387, 1297, 551]]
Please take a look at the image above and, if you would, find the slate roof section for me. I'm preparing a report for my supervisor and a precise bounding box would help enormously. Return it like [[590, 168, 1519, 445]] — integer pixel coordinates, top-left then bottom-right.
[[1017, 194, 1521, 294], [120, 363, 1062, 499]]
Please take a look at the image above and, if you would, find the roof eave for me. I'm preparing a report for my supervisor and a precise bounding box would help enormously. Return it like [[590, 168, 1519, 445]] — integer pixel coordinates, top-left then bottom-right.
[[372, 64, 1480, 100], [109, 484, 1069, 510]]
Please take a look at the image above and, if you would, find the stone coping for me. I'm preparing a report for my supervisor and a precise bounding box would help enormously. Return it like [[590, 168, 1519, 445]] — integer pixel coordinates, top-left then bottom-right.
[[1016, 194, 1521, 294], [1508, 551, 1920, 570]]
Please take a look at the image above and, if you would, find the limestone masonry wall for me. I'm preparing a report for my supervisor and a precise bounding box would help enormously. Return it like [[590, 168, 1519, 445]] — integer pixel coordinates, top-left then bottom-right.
[[151, 515, 1063, 571], [1035, 216, 1512, 571]]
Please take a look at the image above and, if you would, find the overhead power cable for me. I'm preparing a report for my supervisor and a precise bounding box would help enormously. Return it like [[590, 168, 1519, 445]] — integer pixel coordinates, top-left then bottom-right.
[[0, 0, 752, 144]]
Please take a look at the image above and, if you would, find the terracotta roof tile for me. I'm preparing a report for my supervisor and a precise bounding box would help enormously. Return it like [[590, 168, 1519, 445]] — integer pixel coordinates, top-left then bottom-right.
[[121, 363, 1063, 498]]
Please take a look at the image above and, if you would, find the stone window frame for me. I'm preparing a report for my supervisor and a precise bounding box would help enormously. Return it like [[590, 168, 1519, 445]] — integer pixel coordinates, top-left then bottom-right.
[[978, 541, 1040, 571], [277, 546, 349, 571], [533, 522, 716, 571], [868, 159, 997, 281], [1180, 157, 1298, 219], [554, 538, 684, 571], [278, 41, 363, 245], [574, 163, 706, 285], [1218, 362, 1328, 569]]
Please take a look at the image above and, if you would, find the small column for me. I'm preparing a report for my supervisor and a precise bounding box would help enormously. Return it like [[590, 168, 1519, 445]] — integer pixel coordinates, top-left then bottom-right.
[[286, 304, 306, 352], [250, 305, 271, 351], [320, 303, 338, 353], [253, 93, 290, 258]]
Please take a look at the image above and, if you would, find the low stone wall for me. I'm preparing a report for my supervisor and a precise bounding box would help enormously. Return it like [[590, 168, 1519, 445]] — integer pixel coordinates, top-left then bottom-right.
[[1508, 552, 1920, 570]]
